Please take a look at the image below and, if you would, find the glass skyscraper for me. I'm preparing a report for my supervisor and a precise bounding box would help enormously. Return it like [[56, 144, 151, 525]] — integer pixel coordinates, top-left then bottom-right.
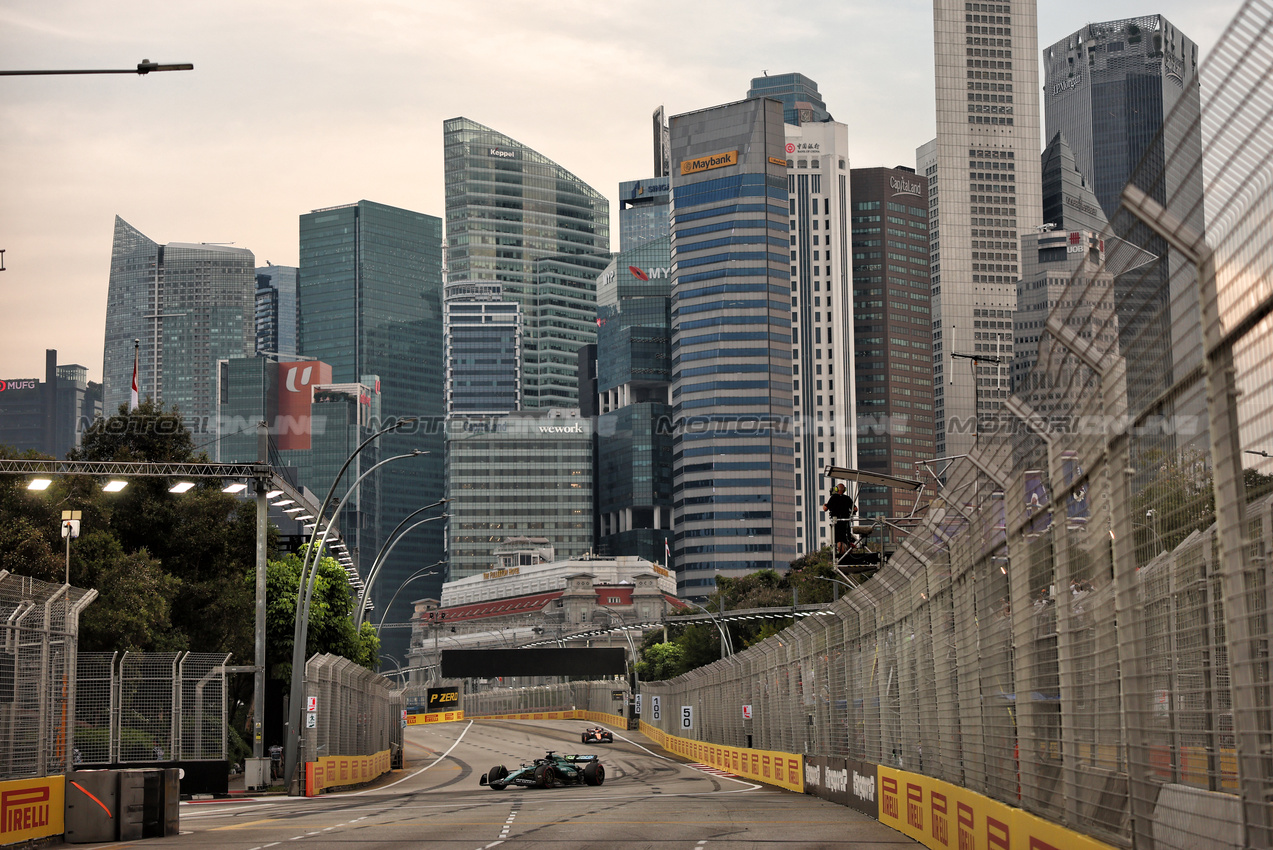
[[255, 264, 299, 358], [444, 281, 521, 415], [443, 118, 610, 409], [298, 200, 444, 666], [668, 98, 797, 594], [445, 412, 594, 580], [1043, 16, 1204, 412], [746, 73, 833, 126], [103, 216, 255, 432]]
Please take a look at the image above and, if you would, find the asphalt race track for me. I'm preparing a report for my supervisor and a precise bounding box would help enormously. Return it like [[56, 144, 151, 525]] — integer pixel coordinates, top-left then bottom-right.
[[153, 718, 919, 850]]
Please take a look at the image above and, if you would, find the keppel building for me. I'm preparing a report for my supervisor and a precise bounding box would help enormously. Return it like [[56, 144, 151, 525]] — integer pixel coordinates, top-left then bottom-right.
[[298, 200, 445, 665], [924, 0, 1043, 460], [443, 118, 611, 409], [849, 167, 934, 525], [103, 217, 255, 431], [669, 98, 797, 593]]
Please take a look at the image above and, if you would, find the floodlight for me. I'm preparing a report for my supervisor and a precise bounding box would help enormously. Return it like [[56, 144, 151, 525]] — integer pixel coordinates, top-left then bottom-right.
[[222, 482, 247, 494], [27, 478, 52, 491], [103, 480, 128, 492], [169, 482, 196, 493]]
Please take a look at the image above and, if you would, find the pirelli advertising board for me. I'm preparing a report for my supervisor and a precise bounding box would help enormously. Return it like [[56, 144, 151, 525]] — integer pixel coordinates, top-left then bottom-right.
[[0, 775, 63, 843], [426, 686, 460, 711], [680, 150, 738, 176]]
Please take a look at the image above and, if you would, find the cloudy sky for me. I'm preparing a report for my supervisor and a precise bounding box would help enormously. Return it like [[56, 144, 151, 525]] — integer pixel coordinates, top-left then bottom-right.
[[0, 0, 1240, 384]]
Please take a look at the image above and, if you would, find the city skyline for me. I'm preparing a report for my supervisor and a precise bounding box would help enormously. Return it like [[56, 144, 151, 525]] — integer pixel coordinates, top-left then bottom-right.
[[0, 0, 1238, 385]]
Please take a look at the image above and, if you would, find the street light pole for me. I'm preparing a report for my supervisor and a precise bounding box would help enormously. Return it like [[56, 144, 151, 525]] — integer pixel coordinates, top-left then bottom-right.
[[682, 599, 732, 659], [355, 502, 449, 629], [375, 562, 444, 637], [598, 607, 641, 720], [283, 418, 416, 795]]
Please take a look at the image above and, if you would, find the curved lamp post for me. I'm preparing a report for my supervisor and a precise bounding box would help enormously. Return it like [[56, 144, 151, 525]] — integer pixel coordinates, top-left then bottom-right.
[[355, 503, 449, 629], [375, 562, 444, 637], [283, 418, 418, 794], [682, 599, 733, 659]]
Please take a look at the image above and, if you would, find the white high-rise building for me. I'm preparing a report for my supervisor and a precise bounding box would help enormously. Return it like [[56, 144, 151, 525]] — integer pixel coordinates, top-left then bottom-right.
[[783, 118, 856, 555], [925, 0, 1043, 459]]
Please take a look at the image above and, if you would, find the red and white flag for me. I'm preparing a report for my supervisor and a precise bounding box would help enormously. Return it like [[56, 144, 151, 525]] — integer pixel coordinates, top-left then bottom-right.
[[664, 537, 671, 567], [129, 341, 139, 411]]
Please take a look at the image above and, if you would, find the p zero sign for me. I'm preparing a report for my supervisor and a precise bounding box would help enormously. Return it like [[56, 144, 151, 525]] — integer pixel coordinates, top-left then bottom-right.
[[426, 687, 460, 710]]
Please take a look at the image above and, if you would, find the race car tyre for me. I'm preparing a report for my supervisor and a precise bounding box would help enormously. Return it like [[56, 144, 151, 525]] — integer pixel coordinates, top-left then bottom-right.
[[488, 765, 508, 783], [533, 764, 555, 788], [583, 761, 605, 786], [582, 733, 589, 743]]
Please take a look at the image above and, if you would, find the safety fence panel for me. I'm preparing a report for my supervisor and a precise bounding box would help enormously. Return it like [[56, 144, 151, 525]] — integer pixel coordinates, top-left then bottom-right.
[[0, 572, 95, 780], [302, 653, 402, 768]]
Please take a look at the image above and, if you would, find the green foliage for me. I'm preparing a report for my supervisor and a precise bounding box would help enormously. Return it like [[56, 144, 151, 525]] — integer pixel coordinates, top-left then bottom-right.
[[635, 641, 685, 681], [262, 552, 379, 682]]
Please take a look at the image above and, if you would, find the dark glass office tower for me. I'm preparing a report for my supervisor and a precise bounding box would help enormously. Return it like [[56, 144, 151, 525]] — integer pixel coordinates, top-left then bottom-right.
[[443, 118, 610, 409], [298, 201, 444, 666], [596, 236, 674, 566], [0, 350, 100, 458], [668, 98, 797, 594], [444, 281, 521, 415], [103, 217, 255, 432], [255, 264, 299, 357], [1043, 15, 1203, 412], [746, 73, 833, 125], [850, 167, 934, 528]]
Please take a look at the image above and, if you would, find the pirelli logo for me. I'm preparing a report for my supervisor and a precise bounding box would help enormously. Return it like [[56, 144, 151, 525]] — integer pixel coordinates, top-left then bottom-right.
[[680, 150, 738, 175]]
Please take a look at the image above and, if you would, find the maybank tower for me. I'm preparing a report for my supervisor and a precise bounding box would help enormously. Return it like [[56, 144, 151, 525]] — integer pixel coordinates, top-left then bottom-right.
[[668, 98, 797, 594]]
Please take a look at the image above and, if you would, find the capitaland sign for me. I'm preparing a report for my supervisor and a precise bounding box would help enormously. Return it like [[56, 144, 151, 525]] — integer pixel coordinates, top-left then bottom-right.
[[0, 379, 39, 392], [890, 175, 923, 197], [680, 150, 738, 176]]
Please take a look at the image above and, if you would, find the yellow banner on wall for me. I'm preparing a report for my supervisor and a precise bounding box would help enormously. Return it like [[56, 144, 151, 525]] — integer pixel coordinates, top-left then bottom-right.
[[0, 775, 64, 843], [306, 750, 391, 796], [640, 723, 803, 793], [876, 766, 1117, 850], [405, 709, 465, 726]]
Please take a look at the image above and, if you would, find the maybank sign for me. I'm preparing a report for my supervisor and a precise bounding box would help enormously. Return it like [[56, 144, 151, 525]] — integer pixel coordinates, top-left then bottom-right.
[[680, 150, 738, 176]]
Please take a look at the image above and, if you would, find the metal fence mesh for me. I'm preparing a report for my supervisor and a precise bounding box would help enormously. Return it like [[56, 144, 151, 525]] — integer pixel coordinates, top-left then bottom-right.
[[0, 571, 95, 780], [302, 654, 402, 763], [637, 3, 1273, 847]]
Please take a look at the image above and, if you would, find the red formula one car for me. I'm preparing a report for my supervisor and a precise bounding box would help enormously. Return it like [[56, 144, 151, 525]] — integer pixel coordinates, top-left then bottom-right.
[[581, 726, 614, 744]]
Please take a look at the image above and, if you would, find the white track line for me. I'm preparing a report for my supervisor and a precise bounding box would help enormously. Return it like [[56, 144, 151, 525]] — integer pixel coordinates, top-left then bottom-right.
[[348, 720, 474, 795]]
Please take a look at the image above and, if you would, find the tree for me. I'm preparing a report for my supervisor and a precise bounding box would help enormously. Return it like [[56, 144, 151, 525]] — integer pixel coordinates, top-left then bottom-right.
[[262, 552, 379, 683], [635, 642, 685, 681]]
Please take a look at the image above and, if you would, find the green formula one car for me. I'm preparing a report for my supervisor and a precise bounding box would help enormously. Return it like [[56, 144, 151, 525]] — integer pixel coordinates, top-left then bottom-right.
[[480, 750, 606, 790]]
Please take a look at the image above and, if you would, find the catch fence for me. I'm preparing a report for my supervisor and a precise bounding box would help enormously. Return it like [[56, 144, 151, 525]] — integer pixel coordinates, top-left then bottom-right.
[[463, 680, 628, 718], [644, 2, 1273, 848], [74, 651, 231, 765], [0, 571, 95, 780], [302, 653, 403, 765]]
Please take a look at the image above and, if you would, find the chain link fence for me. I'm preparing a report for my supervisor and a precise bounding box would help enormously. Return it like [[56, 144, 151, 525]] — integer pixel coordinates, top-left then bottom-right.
[[74, 651, 231, 764], [302, 654, 402, 765], [0, 571, 96, 780], [642, 3, 1273, 847], [463, 681, 628, 718]]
